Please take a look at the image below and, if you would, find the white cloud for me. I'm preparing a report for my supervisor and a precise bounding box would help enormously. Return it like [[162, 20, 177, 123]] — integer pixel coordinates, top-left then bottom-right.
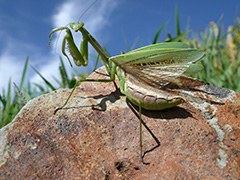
[[0, 53, 23, 89], [0, 0, 119, 94], [52, 0, 118, 34], [0, 34, 40, 91]]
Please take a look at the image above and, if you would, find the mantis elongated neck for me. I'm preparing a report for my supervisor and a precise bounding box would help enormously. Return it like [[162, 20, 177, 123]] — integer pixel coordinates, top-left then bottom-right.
[[79, 27, 110, 64]]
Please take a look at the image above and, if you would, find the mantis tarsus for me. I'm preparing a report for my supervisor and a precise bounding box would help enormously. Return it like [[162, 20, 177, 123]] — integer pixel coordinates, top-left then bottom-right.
[[48, 22, 205, 162]]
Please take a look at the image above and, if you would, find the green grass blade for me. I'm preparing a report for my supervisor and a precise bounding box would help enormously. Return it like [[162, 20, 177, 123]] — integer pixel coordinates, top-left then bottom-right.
[[19, 57, 29, 90], [121, 30, 131, 52], [59, 57, 70, 88], [152, 21, 169, 44], [12, 57, 30, 106], [31, 65, 56, 91], [2, 79, 12, 127], [166, 31, 189, 42], [175, 4, 181, 37]]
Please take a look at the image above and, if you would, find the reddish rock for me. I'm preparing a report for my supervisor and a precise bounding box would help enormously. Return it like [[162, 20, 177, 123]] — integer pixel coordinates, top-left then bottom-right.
[[0, 67, 239, 179]]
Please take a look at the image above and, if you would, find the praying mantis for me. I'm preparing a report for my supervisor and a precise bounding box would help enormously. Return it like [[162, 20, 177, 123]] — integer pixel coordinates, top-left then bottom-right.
[[47, 22, 205, 162]]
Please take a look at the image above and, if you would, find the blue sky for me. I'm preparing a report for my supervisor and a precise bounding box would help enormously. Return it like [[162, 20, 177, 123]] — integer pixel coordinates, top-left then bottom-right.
[[0, 0, 239, 92]]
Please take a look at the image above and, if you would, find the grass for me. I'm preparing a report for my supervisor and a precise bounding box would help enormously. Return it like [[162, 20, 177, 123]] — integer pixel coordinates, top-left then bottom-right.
[[191, 19, 240, 92], [0, 7, 239, 128], [0, 57, 89, 128]]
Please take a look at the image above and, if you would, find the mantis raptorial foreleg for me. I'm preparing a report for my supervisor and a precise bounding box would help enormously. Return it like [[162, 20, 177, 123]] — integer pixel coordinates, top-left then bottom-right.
[[48, 22, 205, 162], [48, 22, 116, 112]]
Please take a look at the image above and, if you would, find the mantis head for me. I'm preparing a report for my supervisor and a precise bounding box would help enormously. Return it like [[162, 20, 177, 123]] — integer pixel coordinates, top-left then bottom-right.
[[70, 22, 85, 32]]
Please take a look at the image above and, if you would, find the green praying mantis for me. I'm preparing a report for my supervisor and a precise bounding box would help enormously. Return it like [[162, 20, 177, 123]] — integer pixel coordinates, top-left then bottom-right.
[[47, 22, 205, 162]]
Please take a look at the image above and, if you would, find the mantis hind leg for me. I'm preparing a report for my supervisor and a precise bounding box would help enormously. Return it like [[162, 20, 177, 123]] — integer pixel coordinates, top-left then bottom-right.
[[139, 105, 143, 161], [139, 106, 152, 165]]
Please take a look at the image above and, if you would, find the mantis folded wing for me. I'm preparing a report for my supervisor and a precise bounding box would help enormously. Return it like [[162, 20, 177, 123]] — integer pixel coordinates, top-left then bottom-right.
[[48, 22, 205, 162]]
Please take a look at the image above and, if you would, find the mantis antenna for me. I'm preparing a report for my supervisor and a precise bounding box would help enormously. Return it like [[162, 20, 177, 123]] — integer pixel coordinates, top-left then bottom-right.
[[77, 0, 98, 22]]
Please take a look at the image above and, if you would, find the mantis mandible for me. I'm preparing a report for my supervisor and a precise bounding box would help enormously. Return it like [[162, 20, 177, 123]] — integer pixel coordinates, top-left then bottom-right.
[[47, 22, 205, 162]]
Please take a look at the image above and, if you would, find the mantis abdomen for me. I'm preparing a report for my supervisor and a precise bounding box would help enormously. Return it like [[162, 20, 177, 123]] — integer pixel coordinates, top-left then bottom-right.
[[118, 69, 185, 111]]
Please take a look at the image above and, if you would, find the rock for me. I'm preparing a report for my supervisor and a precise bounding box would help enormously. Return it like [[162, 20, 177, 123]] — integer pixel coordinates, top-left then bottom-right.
[[0, 66, 239, 179]]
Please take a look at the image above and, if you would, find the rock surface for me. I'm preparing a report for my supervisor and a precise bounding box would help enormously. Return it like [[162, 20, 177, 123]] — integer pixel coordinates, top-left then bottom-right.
[[0, 66, 239, 179]]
